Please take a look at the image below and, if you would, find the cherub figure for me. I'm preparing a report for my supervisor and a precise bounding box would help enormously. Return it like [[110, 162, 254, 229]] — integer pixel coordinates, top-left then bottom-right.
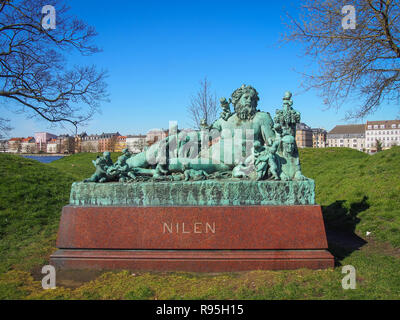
[[182, 164, 209, 181], [232, 139, 280, 180], [219, 97, 232, 121], [254, 138, 280, 181], [108, 148, 136, 182], [84, 151, 114, 183]]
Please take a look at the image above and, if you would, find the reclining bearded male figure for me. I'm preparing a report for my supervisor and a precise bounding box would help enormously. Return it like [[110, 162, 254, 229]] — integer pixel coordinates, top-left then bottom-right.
[[124, 84, 278, 179]]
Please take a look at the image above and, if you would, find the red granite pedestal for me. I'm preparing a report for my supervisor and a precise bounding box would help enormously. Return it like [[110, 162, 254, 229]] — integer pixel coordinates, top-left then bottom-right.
[[50, 205, 334, 271]]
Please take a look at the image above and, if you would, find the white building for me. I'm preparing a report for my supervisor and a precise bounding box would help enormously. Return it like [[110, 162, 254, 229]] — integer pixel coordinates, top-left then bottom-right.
[[365, 120, 400, 153], [327, 124, 365, 152], [126, 135, 146, 154], [21, 137, 36, 153], [47, 138, 60, 153]]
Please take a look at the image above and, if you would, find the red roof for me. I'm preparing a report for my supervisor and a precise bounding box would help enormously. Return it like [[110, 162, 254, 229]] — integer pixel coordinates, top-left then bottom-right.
[[9, 137, 24, 142]]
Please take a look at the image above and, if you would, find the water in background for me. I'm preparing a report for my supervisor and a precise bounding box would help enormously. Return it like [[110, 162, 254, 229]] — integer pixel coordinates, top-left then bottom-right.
[[21, 155, 64, 163]]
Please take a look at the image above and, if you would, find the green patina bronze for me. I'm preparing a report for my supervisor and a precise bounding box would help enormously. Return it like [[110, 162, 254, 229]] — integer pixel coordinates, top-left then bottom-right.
[[80, 85, 315, 206], [70, 179, 315, 206]]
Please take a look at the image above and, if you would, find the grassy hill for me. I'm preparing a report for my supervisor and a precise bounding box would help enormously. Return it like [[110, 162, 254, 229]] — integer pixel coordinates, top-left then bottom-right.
[[0, 154, 75, 274], [300, 147, 400, 246], [0, 148, 400, 299]]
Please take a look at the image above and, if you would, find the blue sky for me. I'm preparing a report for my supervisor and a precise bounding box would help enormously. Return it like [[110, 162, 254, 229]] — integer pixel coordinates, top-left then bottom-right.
[[3, 0, 399, 137]]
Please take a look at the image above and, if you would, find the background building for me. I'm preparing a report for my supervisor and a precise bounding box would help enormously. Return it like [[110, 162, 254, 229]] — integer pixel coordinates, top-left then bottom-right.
[[365, 120, 400, 153], [146, 129, 168, 147], [312, 128, 327, 148], [34, 132, 57, 153], [327, 125, 365, 151], [8, 138, 24, 153], [74, 132, 88, 153], [126, 135, 146, 154], [21, 137, 36, 153], [47, 138, 60, 154], [81, 134, 100, 152], [115, 136, 127, 152], [295, 123, 313, 148], [56, 135, 75, 154], [98, 132, 121, 152]]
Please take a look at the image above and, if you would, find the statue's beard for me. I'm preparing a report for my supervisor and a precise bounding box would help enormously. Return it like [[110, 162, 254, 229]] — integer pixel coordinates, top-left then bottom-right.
[[235, 104, 256, 120]]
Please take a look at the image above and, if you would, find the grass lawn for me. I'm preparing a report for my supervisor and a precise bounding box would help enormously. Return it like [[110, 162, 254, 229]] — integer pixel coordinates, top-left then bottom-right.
[[0, 148, 399, 299]]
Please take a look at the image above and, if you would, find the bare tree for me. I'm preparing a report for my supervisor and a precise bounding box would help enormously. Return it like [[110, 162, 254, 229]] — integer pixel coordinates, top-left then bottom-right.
[[187, 77, 218, 129], [108, 135, 117, 152], [0, 0, 108, 133], [62, 137, 74, 154], [283, 0, 400, 119], [0, 117, 11, 138], [80, 142, 89, 153], [82, 141, 97, 153], [376, 138, 383, 151], [15, 140, 22, 153]]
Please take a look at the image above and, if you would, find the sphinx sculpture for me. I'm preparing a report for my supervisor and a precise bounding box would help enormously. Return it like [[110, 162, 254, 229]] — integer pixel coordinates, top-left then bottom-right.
[[84, 85, 304, 183]]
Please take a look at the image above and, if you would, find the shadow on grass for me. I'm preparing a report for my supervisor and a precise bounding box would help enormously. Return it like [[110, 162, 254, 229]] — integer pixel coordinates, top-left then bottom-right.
[[322, 196, 369, 266]]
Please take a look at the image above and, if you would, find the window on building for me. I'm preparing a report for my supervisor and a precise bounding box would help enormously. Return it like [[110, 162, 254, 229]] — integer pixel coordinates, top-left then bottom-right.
[[380, 125, 385, 129], [368, 125, 372, 129], [374, 125, 378, 129]]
